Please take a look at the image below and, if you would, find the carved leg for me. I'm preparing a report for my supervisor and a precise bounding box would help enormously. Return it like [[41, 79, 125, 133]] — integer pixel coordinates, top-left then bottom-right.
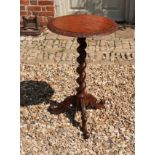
[[81, 99, 89, 139], [84, 93, 105, 110], [49, 95, 76, 114]]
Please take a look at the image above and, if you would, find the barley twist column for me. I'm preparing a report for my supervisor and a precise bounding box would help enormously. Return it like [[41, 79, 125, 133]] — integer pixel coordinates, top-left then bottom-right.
[[76, 37, 89, 139]]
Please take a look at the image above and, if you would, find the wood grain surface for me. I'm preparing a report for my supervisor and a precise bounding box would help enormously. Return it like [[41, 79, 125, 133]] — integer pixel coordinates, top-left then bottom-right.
[[47, 14, 117, 37]]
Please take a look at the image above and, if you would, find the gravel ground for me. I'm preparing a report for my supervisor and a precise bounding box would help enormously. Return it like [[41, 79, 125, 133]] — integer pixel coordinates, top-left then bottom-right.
[[20, 62, 134, 155]]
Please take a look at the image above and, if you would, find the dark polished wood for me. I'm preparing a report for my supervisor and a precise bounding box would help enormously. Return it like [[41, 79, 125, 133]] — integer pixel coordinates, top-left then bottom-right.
[[49, 37, 105, 139], [47, 14, 117, 139], [47, 14, 117, 37]]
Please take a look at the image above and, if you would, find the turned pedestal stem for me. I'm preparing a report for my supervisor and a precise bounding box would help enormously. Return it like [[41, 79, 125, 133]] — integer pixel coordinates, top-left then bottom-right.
[[76, 38, 89, 139]]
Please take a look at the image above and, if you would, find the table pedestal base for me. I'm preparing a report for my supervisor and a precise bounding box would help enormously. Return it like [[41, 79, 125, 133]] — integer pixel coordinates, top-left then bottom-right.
[[49, 37, 105, 139]]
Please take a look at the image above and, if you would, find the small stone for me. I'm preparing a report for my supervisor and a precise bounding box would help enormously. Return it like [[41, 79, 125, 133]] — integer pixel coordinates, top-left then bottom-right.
[[109, 126, 115, 132]]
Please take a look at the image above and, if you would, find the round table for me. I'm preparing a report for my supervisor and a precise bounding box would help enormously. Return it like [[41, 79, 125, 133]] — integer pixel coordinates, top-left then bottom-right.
[[47, 14, 117, 139]]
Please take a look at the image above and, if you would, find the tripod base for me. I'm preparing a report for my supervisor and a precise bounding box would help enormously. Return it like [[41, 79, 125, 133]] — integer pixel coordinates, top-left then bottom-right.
[[49, 93, 105, 139]]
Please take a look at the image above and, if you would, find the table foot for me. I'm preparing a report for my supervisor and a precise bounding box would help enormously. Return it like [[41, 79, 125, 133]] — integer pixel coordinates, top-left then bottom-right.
[[81, 93, 105, 110], [48, 95, 76, 114], [80, 100, 90, 139]]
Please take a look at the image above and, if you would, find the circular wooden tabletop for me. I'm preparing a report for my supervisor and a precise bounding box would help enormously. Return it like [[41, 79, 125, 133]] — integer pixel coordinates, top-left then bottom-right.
[[47, 14, 117, 37]]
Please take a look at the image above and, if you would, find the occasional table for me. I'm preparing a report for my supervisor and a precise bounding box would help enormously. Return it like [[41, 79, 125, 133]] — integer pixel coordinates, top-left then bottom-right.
[[47, 14, 117, 139]]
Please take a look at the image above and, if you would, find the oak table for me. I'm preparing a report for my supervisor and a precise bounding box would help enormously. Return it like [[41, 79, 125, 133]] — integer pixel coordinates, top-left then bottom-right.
[[47, 14, 117, 139]]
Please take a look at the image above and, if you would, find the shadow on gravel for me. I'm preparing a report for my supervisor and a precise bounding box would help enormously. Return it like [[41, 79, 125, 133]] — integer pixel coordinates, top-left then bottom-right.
[[20, 80, 54, 106], [20, 80, 81, 130], [20, 80, 99, 133]]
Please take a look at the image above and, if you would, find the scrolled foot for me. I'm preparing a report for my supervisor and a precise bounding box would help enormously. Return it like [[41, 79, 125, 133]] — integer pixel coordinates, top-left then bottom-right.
[[82, 93, 105, 110], [93, 100, 105, 109], [48, 95, 76, 114]]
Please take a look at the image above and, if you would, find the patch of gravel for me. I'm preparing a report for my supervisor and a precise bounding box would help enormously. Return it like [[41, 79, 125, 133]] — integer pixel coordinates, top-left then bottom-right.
[[20, 63, 135, 155]]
